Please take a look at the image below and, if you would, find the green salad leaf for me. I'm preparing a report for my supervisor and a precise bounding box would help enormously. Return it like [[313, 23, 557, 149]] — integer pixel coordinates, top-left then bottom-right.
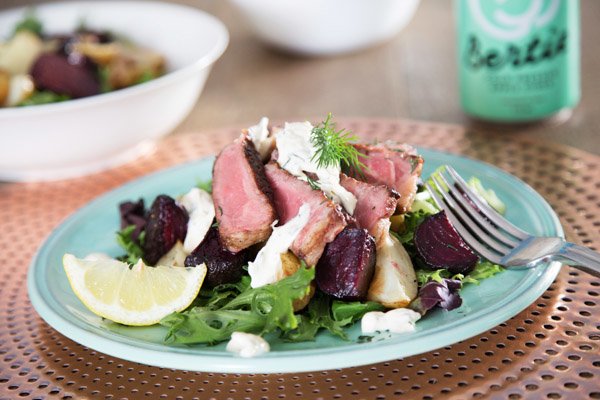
[[196, 179, 213, 194], [116, 225, 145, 265], [415, 259, 504, 288], [331, 299, 385, 324], [467, 177, 507, 215], [282, 293, 385, 342], [13, 11, 42, 36], [160, 266, 315, 345], [18, 91, 70, 106], [460, 260, 504, 285]]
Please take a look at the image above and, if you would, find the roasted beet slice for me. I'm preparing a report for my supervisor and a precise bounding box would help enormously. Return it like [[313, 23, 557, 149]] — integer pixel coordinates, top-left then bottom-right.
[[30, 52, 100, 98], [143, 195, 188, 265], [184, 227, 248, 288], [119, 198, 146, 242], [316, 228, 376, 301], [414, 211, 478, 274]]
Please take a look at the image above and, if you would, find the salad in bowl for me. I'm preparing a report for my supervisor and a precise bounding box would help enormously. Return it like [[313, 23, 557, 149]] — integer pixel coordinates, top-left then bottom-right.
[[61, 115, 506, 357], [0, 12, 164, 107]]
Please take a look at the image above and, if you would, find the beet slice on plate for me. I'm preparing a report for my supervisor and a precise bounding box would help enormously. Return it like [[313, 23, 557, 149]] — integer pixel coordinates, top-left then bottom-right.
[[414, 211, 478, 274], [316, 227, 376, 301], [143, 195, 188, 265], [184, 226, 248, 288]]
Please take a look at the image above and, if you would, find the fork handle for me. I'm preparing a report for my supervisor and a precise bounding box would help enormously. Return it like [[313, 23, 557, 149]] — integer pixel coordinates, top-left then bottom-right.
[[558, 243, 600, 277]]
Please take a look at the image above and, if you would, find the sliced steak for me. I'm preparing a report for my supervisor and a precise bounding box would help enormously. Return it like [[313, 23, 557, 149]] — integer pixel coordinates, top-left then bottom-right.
[[264, 162, 347, 266], [212, 134, 277, 253], [340, 174, 399, 246], [350, 142, 423, 213]]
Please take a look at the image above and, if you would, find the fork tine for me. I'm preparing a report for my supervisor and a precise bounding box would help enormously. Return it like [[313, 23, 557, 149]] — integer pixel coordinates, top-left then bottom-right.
[[425, 182, 503, 264], [435, 171, 518, 249], [430, 174, 514, 255], [445, 166, 529, 240]]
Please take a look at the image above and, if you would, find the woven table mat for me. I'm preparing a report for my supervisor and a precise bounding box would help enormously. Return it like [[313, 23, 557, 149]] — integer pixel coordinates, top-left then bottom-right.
[[0, 118, 598, 400]]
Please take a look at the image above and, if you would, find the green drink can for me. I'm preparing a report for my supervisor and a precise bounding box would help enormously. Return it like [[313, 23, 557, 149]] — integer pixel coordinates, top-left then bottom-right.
[[457, 0, 580, 123]]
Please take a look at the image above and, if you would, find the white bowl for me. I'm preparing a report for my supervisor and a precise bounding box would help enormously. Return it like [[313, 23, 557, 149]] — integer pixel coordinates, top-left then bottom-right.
[[0, 1, 228, 181], [229, 0, 420, 56]]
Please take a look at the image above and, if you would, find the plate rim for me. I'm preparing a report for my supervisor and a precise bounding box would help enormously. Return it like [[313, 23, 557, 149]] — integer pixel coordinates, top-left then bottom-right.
[[27, 148, 563, 373]]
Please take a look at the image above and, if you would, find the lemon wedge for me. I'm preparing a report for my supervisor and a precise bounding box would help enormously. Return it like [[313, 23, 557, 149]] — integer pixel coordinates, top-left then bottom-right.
[[63, 253, 206, 326]]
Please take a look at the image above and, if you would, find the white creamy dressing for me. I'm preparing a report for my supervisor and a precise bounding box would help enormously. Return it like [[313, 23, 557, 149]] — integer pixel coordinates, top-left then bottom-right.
[[226, 331, 270, 358], [247, 117, 273, 161], [275, 121, 357, 214], [248, 204, 311, 288], [178, 188, 215, 254], [361, 308, 421, 334]]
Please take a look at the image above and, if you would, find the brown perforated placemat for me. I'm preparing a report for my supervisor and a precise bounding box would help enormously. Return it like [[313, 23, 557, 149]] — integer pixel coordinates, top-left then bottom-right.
[[0, 118, 598, 400]]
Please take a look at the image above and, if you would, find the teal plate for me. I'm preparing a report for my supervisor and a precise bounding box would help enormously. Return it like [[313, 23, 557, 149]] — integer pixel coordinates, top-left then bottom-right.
[[27, 149, 563, 373]]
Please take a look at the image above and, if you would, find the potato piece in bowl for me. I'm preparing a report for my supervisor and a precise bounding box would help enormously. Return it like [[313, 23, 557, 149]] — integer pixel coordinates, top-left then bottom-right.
[[72, 42, 120, 65], [104, 46, 165, 89], [0, 31, 43, 75], [281, 251, 316, 312], [3, 73, 35, 106]]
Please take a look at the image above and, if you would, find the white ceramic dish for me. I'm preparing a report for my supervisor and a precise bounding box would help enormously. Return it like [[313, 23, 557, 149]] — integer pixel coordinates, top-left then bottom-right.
[[229, 0, 420, 56], [0, 1, 228, 181]]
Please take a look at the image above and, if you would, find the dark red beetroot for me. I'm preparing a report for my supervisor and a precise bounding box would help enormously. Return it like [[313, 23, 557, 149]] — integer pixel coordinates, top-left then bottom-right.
[[119, 199, 146, 242], [340, 174, 399, 246], [316, 228, 376, 301], [349, 142, 423, 214], [212, 134, 276, 253], [184, 227, 248, 288], [143, 195, 189, 265], [414, 211, 478, 274], [30, 53, 100, 98], [264, 162, 347, 267]]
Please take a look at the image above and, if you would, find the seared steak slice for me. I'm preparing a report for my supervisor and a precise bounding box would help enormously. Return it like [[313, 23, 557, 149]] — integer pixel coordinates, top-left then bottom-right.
[[265, 162, 347, 266], [350, 142, 423, 213], [212, 134, 277, 253], [340, 174, 399, 246]]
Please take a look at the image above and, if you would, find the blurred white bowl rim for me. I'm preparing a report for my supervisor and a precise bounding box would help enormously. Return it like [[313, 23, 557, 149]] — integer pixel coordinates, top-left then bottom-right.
[[229, 0, 420, 56], [0, 1, 229, 182]]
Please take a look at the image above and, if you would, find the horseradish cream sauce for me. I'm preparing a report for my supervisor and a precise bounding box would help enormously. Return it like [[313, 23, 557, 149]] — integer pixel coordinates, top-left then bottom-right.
[[248, 204, 310, 288], [275, 121, 357, 214]]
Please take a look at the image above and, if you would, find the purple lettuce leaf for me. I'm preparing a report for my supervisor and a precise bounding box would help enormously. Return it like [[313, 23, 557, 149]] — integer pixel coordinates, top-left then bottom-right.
[[410, 278, 462, 315]]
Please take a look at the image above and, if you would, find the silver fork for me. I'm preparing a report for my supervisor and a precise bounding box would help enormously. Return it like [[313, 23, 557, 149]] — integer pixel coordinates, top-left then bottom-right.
[[425, 165, 600, 278]]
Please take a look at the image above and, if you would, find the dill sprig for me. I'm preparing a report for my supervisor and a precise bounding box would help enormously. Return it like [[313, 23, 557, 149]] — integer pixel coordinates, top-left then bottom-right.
[[310, 113, 366, 173]]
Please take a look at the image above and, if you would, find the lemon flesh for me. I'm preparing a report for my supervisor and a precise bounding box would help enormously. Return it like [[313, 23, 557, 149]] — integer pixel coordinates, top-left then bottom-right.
[[63, 253, 206, 326]]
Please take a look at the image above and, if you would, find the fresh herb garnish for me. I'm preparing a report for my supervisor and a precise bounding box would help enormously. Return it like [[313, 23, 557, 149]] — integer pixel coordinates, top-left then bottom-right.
[[357, 335, 374, 343], [306, 175, 321, 190], [116, 225, 145, 265], [310, 113, 366, 173]]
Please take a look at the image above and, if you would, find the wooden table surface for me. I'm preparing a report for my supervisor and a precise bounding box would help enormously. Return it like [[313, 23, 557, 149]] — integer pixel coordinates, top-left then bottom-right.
[[3, 0, 599, 155]]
